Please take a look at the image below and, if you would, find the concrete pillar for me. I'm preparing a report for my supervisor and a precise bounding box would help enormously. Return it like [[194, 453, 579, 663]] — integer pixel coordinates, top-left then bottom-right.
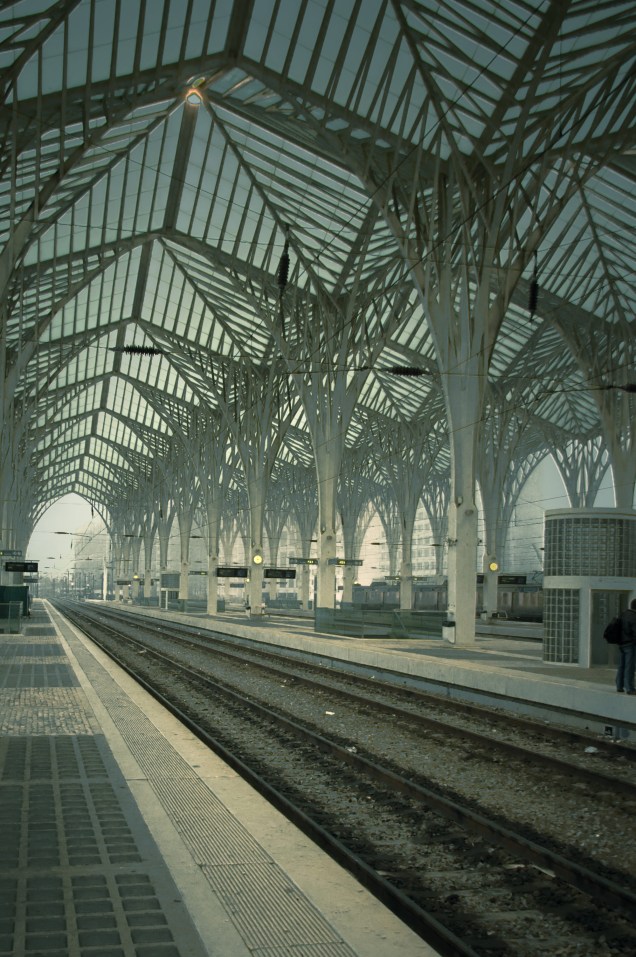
[[247, 553, 265, 616], [399, 558, 413, 610], [342, 565, 356, 604], [446, 501, 479, 644], [482, 555, 499, 617], [299, 564, 311, 609]]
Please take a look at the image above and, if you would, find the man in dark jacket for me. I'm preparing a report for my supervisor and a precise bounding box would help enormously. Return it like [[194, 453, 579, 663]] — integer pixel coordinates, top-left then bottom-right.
[[616, 599, 636, 694]]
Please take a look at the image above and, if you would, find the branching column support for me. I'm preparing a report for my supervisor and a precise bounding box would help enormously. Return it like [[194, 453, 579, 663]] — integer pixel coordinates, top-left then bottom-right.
[[550, 432, 609, 508], [553, 273, 635, 510], [338, 451, 376, 604], [264, 480, 293, 604], [156, 498, 175, 583], [360, 0, 593, 640], [477, 391, 529, 616], [142, 515, 157, 604], [373, 495, 403, 580], [278, 292, 383, 616], [421, 472, 451, 581], [372, 415, 446, 610], [203, 362, 294, 617], [285, 465, 319, 610], [267, 206, 409, 619], [187, 411, 237, 616]]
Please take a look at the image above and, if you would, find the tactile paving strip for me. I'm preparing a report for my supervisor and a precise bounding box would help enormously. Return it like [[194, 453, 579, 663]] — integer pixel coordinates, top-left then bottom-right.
[[60, 614, 359, 956], [0, 609, 206, 957]]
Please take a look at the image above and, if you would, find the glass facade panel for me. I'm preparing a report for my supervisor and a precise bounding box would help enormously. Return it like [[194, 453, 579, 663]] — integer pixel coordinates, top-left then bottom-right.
[[544, 516, 636, 578], [544, 589, 580, 664]]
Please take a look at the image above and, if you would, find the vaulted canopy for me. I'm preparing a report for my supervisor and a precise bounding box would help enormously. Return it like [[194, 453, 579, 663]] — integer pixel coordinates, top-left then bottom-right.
[[1, 0, 634, 536]]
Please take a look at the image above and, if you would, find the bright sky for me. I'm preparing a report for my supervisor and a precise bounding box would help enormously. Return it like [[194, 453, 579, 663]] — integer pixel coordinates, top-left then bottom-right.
[[26, 494, 103, 577]]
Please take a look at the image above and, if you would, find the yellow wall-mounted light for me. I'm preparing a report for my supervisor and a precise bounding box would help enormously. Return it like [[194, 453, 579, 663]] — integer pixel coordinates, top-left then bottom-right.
[[488, 561, 499, 572], [252, 553, 263, 565]]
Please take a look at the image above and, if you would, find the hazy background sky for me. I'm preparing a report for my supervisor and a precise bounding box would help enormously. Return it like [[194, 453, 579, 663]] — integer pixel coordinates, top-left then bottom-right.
[[26, 494, 104, 578]]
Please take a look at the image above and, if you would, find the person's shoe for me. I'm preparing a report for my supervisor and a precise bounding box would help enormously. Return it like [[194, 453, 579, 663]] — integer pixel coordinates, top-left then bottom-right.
[[616, 689, 624, 693], [626, 691, 636, 696]]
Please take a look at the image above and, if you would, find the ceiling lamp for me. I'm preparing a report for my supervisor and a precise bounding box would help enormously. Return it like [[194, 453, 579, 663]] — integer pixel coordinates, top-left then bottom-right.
[[185, 77, 207, 106], [111, 345, 163, 356], [277, 233, 290, 294], [528, 253, 539, 320], [385, 366, 426, 376]]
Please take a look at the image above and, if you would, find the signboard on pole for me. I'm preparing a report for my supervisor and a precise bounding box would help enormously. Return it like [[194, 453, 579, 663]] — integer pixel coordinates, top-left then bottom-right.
[[328, 558, 363, 566], [160, 573, 180, 588], [216, 567, 248, 578], [264, 568, 296, 579], [4, 561, 38, 573], [289, 557, 318, 565]]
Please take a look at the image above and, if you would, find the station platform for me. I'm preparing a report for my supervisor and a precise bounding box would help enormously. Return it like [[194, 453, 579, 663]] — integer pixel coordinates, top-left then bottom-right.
[[122, 601, 636, 742], [0, 600, 433, 957]]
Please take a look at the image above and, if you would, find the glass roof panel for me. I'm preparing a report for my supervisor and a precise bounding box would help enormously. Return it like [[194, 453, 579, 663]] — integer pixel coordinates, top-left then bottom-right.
[[0, 0, 633, 529]]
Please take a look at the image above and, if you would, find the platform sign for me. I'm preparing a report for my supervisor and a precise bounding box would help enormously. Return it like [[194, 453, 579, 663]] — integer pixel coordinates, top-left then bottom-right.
[[289, 557, 318, 565], [189, 569, 208, 576], [328, 558, 363, 566], [477, 573, 527, 585], [216, 567, 248, 578], [0, 549, 22, 557], [160, 573, 180, 588], [116, 579, 131, 586], [264, 568, 296, 579], [4, 561, 38, 573]]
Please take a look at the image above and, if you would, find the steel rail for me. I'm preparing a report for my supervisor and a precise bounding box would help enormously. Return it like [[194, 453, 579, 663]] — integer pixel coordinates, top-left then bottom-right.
[[61, 601, 636, 926], [91, 602, 636, 762], [74, 602, 636, 792], [57, 601, 481, 957]]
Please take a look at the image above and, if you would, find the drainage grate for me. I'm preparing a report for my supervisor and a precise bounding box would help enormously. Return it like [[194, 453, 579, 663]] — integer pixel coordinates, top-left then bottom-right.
[[0, 737, 187, 957], [0, 663, 78, 688], [0, 643, 64, 658]]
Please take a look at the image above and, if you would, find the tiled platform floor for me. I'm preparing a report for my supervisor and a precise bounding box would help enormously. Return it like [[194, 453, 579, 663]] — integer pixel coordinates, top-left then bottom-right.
[[0, 602, 431, 957]]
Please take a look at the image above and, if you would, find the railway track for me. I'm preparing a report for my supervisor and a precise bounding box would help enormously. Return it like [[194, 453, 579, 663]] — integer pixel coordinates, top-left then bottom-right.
[[55, 601, 636, 957], [66, 601, 636, 784]]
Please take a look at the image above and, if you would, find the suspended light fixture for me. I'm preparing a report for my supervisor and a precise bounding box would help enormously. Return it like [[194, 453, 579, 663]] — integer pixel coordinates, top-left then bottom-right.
[[110, 345, 164, 356], [276, 226, 291, 340], [385, 366, 427, 376], [277, 234, 290, 294], [185, 76, 207, 106], [528, 252, 539, 319]]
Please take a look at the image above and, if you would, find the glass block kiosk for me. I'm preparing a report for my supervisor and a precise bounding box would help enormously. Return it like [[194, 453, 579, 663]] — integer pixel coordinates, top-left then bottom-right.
[[543, 509, 636, 667]]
